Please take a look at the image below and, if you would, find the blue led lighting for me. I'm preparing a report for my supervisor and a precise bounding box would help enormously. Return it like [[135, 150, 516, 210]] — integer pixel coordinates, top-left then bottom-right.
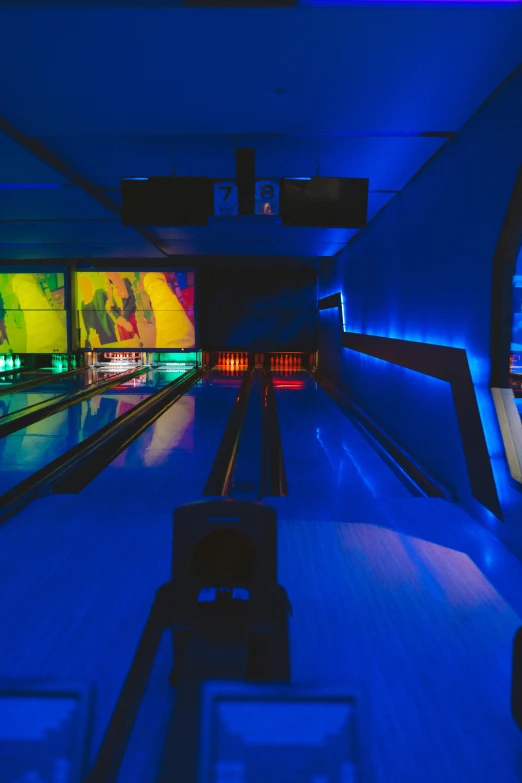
[[285, 177, 312, 181], [121, 177, 149, 181], [319, 290, 512, 515]]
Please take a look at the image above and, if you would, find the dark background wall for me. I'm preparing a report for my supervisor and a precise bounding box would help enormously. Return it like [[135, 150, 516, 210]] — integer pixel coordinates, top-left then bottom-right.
[[198, 264, 317, 351], [318, 67, 522, 552]]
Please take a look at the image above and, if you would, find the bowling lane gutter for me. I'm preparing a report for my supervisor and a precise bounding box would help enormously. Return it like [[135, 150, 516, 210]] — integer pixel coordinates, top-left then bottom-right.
[[203, 364, 287, 499], [0, 367, 203, 525], [0, 365, 150, 439], [261, 369, 288, 497], [203, 364, 255, 496], [313, 370, 453, 501], [0, 365, 89, 397]]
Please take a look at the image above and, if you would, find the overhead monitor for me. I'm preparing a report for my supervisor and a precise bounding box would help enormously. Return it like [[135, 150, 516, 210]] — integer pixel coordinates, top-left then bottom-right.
[[121, 177, 211, 226], [76, 269, 195, 350], [280, 177, 369, 228]]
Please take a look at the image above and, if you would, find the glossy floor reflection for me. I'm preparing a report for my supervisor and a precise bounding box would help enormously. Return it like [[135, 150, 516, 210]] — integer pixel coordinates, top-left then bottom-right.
[[0, 369, 166, 495], [0, 368, 109, 418], [0, 371, 522, 781]]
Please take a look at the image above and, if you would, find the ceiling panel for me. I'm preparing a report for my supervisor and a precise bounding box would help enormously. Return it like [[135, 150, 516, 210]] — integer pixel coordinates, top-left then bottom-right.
[[45, 134, 445, 193], [0, 188, 118, 221], [0, 242, 166, 260], [0, 4, 520, 259], [0, 219, 138, 244], [49, 136, 237, 187], [1, 8, 521, 136], [0, 130, 69, 184], [156, 237, 353, 256]]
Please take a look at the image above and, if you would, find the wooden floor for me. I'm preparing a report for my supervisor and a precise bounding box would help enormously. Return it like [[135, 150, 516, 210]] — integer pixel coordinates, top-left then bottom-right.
[[1, 375, 522, 781]]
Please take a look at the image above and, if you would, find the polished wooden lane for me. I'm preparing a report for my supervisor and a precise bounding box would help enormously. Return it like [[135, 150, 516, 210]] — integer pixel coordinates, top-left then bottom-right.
[[0, 374, 521, 781]]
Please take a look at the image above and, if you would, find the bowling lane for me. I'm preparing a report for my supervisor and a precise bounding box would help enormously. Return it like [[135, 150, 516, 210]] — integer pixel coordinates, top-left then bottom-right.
[[273, 372, 411, 518], [0, 367, 112, 418], [0, 369, 53, 391], [86, 368, 243, 506], [0, 368, 242, 767], [0, 369, 174, 496]]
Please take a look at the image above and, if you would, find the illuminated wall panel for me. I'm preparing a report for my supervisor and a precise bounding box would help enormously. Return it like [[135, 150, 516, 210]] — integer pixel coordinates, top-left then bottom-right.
[[76, 270, 195, 351], [0, 271, 67, 353]]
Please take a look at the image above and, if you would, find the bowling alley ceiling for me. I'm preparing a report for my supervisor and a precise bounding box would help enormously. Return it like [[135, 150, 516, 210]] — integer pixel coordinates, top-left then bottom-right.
[[0, 4, 521, 260]]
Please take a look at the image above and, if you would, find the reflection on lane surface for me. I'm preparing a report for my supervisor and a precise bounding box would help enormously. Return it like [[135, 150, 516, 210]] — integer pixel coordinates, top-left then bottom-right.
[[87, 368, 235, 502], [0, 369, 112, 419], [0, 371, 160, 496], [111, 395, 195, 469], [273, 372, 411, 513], [110, 370, 192, 467]]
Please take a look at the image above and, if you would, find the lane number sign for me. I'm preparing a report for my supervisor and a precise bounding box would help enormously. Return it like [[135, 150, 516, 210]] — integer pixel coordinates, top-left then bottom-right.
[[214, 181, 238, 217], [255, 180, 279, 216]]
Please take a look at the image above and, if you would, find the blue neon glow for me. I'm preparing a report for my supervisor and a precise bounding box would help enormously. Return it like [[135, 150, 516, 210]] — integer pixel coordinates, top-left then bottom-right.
[[198, 588, 217, 602], [340, 292, 347, 329], [319, 290, 511, 517], [121, 177, 149, 181], [285, 177, 312, 181]]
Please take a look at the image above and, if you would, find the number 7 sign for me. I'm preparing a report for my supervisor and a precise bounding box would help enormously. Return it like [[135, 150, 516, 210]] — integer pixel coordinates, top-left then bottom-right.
[[214, 181, 238, 217]]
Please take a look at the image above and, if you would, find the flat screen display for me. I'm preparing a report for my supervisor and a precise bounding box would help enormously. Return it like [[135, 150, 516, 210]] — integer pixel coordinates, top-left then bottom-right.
[[121, 177, 211, 226], [0, 271, 67, 354], [280, 177, 368, 228], [76, 270, 195, 350]]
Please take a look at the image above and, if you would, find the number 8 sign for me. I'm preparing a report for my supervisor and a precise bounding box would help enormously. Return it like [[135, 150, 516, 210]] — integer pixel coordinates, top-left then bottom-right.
[[255, 180, 280, 216]]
